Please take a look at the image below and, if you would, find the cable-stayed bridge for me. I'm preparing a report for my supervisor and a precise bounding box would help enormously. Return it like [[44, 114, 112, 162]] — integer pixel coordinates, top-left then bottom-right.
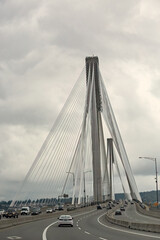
[[11, 56, 141, 207]]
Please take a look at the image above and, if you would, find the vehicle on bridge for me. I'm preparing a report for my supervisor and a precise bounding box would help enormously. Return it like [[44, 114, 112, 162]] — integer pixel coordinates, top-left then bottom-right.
[[67, 206, 76, 211], [4, 208, 19, 218], [21, 207, 30, 215], [106, 205, 112, 210], [0, 209, 5, 217], [58, 215, 73, 227], [97, 204, 102, 210], [46, 208, 53, 213], [31, 207, 41, 215], [115, 209, 122, 215], [120, 206, 125, 211], [58, 205, 64, 211]]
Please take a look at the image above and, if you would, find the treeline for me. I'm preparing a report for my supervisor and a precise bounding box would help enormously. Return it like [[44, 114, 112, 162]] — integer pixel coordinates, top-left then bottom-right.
[[115, 190, 160, 204]]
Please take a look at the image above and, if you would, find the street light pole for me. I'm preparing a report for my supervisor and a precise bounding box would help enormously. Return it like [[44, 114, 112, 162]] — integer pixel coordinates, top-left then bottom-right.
[[155, 158, 159, 208], [66, 172, 75, 205], [139, 157, 159, 208], [83, 170, 91, 205]]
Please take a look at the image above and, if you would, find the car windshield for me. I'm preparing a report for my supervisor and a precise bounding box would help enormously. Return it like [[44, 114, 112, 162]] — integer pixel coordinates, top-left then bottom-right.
[[8, 209, 15, 212], [59, 215, 72, 220], [32, 208, 38, 211]]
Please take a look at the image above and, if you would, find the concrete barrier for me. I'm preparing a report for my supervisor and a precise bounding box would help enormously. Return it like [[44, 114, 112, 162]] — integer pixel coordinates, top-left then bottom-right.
[[135, 203, 160, 219]]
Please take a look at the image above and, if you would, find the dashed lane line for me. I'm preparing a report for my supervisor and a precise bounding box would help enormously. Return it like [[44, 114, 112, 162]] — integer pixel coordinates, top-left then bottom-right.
[[42, 209, 96, 240], [7, 237, 22, 240]]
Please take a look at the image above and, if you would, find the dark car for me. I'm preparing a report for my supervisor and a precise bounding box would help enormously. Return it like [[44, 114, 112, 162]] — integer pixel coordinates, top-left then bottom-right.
[[120, 207, 125, 211], [115, 210, 122, 215], [67, 206, 75, 211], [97, 204, 102, 210], [106, 205, 112, 210], [58, 205, 64, 211], [4, 208, 19, 218], [31, 207, 41, 215]]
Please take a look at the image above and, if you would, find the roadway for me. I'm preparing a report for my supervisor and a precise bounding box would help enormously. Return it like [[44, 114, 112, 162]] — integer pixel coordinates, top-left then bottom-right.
[[114, 202, 160, 224], [0, 206, 160, 240]]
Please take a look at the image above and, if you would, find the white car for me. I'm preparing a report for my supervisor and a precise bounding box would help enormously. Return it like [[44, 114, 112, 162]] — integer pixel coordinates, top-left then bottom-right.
[[21, 207, 30, 215], [58, 215, 73, 227], [46, 208, 52, 213]]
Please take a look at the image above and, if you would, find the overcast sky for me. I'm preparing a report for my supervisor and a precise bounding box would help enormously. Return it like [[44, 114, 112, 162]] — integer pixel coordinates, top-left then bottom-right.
[[1, 0, 160, 200]]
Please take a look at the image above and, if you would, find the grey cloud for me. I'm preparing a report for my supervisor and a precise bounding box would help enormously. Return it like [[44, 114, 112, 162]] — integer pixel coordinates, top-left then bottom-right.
[[0, 0, 41, 24]]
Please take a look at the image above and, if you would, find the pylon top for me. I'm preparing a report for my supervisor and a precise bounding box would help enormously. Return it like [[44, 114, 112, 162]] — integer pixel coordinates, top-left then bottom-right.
[[85, 56, 99, 65]]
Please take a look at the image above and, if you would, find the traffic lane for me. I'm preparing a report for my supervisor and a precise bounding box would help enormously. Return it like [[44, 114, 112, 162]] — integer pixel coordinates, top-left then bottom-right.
[[130, 204, 160, 223], [0, 215, 58, 240], [116, 204, 160, 224], [46, 222, 98, 240], [77, 209, 160, 240], [114, 204, 142, 223], [43, 209, 98, 240], [0, 207, 96, 240]]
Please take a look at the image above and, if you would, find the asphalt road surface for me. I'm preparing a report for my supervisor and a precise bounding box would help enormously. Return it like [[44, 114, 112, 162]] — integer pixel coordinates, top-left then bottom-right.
[[0, 208, 160, 240], [114, 203, 160, 224]]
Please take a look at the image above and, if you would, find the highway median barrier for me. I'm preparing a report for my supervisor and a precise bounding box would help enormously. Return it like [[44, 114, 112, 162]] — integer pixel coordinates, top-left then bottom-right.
[[135, 202, 160, 219]]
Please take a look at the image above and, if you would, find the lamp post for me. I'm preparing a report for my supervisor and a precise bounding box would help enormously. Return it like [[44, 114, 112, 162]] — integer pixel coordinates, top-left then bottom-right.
[[139, 157, 159, 208], [83, 170, 91, 205], [66, 171, 75, 205]]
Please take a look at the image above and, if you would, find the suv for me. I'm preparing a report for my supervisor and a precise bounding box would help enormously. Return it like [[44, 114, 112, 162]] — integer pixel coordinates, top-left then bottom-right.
[[4, 209, 19, 218], [21, 207, 30, 215]]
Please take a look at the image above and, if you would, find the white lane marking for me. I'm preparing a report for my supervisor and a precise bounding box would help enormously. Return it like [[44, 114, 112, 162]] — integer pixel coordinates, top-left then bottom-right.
[[84, 231, 90, 234], [99, 237, 107, 240], [97, 212, 160, 239], [42, 209, 96, 240], [78, 227, 81, 230], [7, 237, 22, 240], [42, 221, 58, 240]]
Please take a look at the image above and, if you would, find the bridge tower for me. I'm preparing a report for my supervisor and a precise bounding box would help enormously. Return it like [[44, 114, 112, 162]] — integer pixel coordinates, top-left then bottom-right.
[[10, 55, 142, 207], [85, 56, 103, 203]]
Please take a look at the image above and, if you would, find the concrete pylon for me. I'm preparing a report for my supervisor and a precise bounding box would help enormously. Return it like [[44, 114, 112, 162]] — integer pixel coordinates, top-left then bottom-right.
[[85, 56, 103, 203]]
